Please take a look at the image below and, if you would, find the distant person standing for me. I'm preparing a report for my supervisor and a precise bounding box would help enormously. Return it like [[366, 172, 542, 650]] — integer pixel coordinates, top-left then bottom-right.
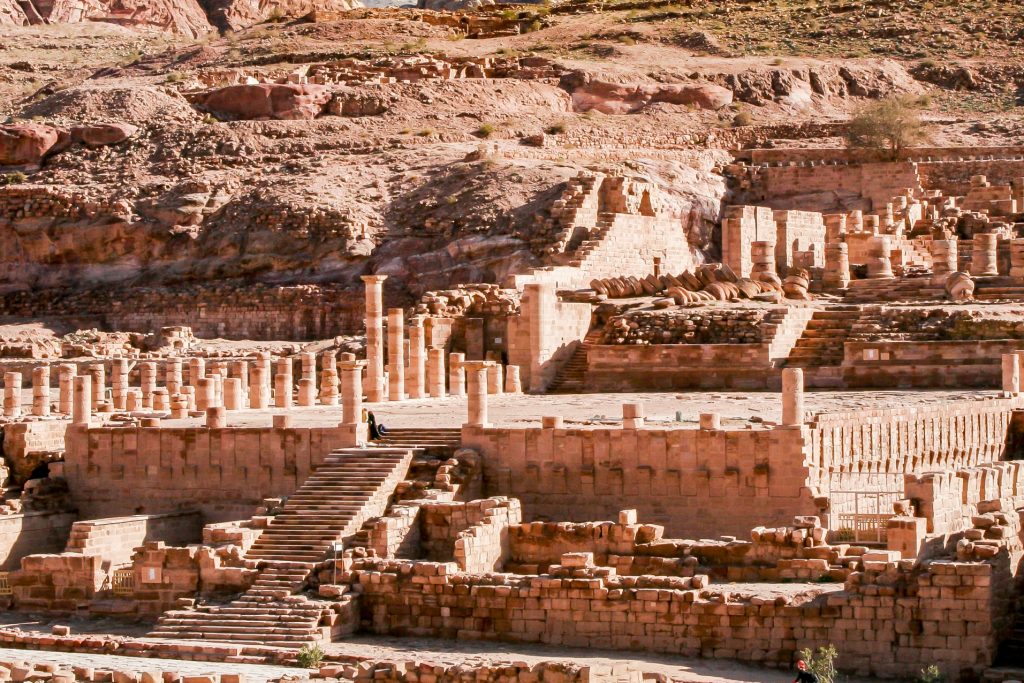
[[794, 661, 818, 683]]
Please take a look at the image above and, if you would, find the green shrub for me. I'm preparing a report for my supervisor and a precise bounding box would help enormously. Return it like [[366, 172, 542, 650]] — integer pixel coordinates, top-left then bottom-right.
[[798, 644, 838, 683], [732, 110, 753, 127], [296, 644, 325, 668], [546, 121, 567, 135], [2, 172, 28, 186], [917, 664, 944, 683], [475, 123, 496, 138]]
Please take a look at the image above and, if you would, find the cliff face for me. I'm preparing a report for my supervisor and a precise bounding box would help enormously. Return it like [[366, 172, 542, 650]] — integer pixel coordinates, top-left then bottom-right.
[[0, 0, 362, 34]]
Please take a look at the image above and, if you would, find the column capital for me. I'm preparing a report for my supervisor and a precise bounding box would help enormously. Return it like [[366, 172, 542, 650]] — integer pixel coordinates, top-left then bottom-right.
[[339, 360, 368, 371], [361, 274, 388, 284]]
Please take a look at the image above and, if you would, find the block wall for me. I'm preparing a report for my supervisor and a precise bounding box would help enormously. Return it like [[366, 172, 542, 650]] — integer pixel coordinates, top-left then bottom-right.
[[582, 343, 776, 391], [841, 340, 1016, 389], [773, 210, 826, 274], [65, 512, 204, 566], [507, 285, 591, 392], [0, 511, 76, 570], [462, 424, 819, 539], [720, 205, 776, 277], [60, 424, 355, 522]]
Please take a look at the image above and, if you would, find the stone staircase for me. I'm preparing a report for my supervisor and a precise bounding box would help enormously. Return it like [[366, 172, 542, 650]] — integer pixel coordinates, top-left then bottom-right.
[[785, 307, 861, 369], [974, 276, 1024, 301], [843, 276, 944, 303], [374, 428, 462, 458], [148, 448, 414, 646], [562, 216, 615, 268], [548, 327, 605, 394]]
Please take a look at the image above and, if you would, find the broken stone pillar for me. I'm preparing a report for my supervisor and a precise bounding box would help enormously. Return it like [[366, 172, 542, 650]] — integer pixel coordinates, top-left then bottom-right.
[[188, 358, 205, 390], [196, 377, 216, 412], [73, 375, 92, 426], [298, 379, 316, 407], [407, 317, 426, 400], [88, 365, 105, 409], [299, 352, 317, 405], [866, 237, 894, 279], [622, 402, 644, 429], [931, 239, 958, 286], [1003, 353, 1020, 396], [465, 318, 485, 361], [230, 360, 249, 406], [782, 367, 804, 427], [224, 378, 243, 410], [340, 359, 366, 426], [275, 357, 293, 409], [464, 361, 492, 427], [387, 308, 405, 401], [362, 274, 388, 403], [971, 233, 999, 276], [487, 363, 504, 395], [152, 388, 170, 412], [504, 365, 521, 394], [319, 351, 339, 406], [1010, 240, 1024, 279], [181, 385, 196, 411], [206, 406, 226, 429], [112, 358, 131, 410], [32, 366, 49, 417], [165, 359, 183, 397], [126, 389, 141, 412], [824, 214, 847, 243], [140, 361, 157, 409], [58, 364, 75, 415], [449, 353, 466, 397], [3, 372, 21, 418], [700, 413, 720, 430], [823, 242, 850, 290], [750, 241, 780, 284], [427, 347, 446, 399], [250, 365, 269, 409], [170, 394, 189, 419]]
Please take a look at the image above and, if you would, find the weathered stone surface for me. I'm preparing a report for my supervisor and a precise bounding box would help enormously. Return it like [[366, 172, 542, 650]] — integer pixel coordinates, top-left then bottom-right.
[[0, 124, 65, 167], [70, 123, 139, 148], [198, 83, 332, 120]]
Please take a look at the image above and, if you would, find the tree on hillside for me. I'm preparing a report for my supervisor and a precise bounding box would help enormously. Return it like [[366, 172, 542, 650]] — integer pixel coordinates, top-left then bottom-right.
[[844, 96, 930, 160]]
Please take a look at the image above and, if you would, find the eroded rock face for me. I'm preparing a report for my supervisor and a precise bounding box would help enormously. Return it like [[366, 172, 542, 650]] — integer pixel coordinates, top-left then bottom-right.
[[0, 0, 28, 25], [43, 0, 213, 37], [0, 124, 65, 168], [328, 87, 391, 117], [561, 73, 733, 114], [199, 83, 332, 120], [202, 0, 363, 32]]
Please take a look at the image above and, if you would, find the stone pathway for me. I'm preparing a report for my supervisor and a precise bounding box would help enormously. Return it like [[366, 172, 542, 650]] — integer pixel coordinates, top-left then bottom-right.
[[0, 648, 300, 682]]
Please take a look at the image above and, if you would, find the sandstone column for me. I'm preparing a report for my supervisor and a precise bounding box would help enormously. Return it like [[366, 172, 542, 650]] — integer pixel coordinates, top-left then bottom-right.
[[3, 372, 21, 418], [152, 388, 170, 412], [88, 365, 105, 409], [73, 375, 92, 426], [206, 406, 226, 429], [298, 352, 317, 406], [250, 364, 269, 409], [971, 233, 999, 276], [464, 361, 491, 427], [427, 347, 446, 398], [449, 352, 466, 397], [112, 358, 131, 410], [823, 242, 850, 290], [58, 364, 75, 415], [866, 236, 894, 279], [340, 359, 367, 426], [230, 360, 249, 408], [700, 413, 721, 430], [319, 351, 339, 406], [407, 317, 426, 400], [140, 361, 157, 409], [165, 359, 183, 397], [275, 357, 293, 409], [32, 366, 49, 417], [931, 239, 958, 285], [504, 365, 522, 394], [224, 378, 243, 410], [1003, 353, 1020, 395], [196, 377, 216, 412], [782, 368, 804, 427], [188, 358, 205, 391], [487, 363, 504, 395], [1011, 240, 1024, 279], [622, 403, 644, 429], [387, 308, 405, 401], [750, 241, 780, 284], [362, 275, 388, 403]]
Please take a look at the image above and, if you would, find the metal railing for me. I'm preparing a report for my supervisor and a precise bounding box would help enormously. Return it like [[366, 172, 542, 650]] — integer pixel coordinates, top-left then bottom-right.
[[111, 569, 134, 596], [0, 572, 11, 596], [831, 490, 902, 544]]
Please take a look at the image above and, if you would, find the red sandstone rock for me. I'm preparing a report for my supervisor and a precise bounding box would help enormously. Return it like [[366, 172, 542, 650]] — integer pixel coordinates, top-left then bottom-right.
[[71, 123, 139, 148], [0, 124, 66, 167], [205, 0, 362, 31], [199, 84, 332, 121], [44, 0, 212, 37], [562, 73, 733, 114]]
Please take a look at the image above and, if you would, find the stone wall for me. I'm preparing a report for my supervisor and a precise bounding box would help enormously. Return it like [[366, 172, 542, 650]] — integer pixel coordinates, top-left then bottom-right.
[[584, 343, 777, 391], [131, 541, 257, 614], [773, 210, 825, 274], [462, 423, 819, 539], [2, 420, 67, 482], [507, 284, 591, 392], [64, 511, 204, 566], [0, 511, 76, 570], [721, 205, 775, 278], [59, 424, 356, 522], [841, 340, 1018, 388], [351, 555, 1008, 679]]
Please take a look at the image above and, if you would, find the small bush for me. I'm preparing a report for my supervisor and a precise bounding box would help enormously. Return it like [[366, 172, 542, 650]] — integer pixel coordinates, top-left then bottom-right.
[[416, 129, 434, 137], [844, 95, 929, 160], [917, 664, 944, 683], [545, 121, 567, 135], [201, 114, 219, 125], [164, 71, 187, 84], [2, 172, 28, 186], [475, 123, 496, 138], [798, 644, 838, 683], [732, 110, 753, 127], [296, 644, 325, 668]]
